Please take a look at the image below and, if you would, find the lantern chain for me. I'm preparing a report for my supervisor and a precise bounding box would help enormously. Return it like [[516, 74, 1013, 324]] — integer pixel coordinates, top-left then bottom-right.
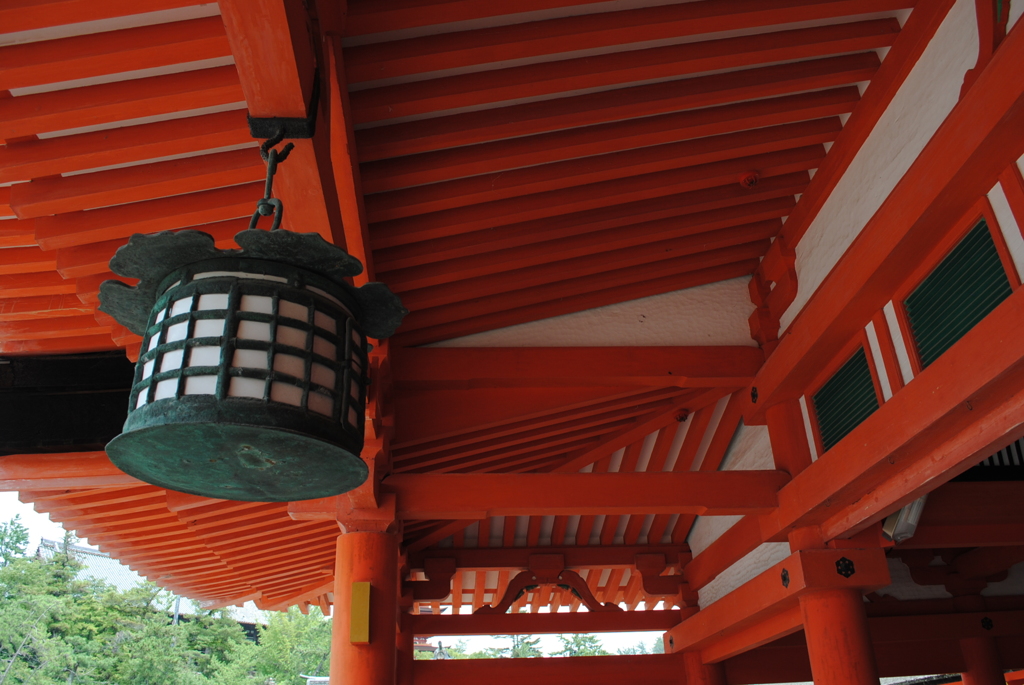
[[249, 128, 295, 232]]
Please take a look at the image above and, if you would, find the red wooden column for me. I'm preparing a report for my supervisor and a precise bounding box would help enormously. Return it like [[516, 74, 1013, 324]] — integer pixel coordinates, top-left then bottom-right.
[[799, 588, 880, 685], [396, 613, 415, 685], [683, 651, 726, 685], [959, 636, 1005, 685], [331, 530, 400, 685], [766, 399, 814, 476], [790, 527, 880, 685]]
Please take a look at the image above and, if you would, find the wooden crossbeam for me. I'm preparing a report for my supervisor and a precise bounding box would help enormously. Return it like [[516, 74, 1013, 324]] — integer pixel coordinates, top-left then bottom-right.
[[411, 609, 689, 636], [356, 53, 877, 161], [367, 119, 838, 224], [0, 16, 230, 91], [344, 0, 910, 83], [361, 88, 858, 194], [0, 65, 243, 139], [393, 347, 762, 389], [413, 653, 682, 685], [410, 544, 688, 571], [0, 452, 138, 490], [382, 471, 790, 519], [352, 21, 896, 124]]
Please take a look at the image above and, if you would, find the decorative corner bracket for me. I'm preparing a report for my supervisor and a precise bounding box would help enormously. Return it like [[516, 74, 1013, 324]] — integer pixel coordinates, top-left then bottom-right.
[[405, 557, 458, 601], [475, 554, 622, 614]]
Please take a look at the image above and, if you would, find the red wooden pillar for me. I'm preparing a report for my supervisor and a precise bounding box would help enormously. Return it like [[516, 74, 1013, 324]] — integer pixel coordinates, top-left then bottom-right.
[[960, 636, 1004, 685], [799, 588, 880, 685], [330, 531, 400, 685], [396, 612, 415, 685], [683, 651, 726, 685]]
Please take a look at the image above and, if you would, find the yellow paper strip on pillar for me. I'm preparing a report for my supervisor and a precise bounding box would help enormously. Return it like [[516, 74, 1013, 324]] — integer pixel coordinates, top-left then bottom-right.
[[350, 581, 371, 644]]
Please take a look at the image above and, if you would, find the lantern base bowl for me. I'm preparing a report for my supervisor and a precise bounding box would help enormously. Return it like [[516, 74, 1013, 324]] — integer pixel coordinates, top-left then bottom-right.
[[106, 422, 368, 502]]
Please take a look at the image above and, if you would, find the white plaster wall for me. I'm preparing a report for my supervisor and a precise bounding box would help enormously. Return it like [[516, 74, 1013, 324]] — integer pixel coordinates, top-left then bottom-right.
[[989, 181, 1024, 282], [779, 0, 980, 331], [431, 277, 757, 347], [697, 542, 792, 607], [688, 422, 774, 556], [1009, 0, 1023, 32]]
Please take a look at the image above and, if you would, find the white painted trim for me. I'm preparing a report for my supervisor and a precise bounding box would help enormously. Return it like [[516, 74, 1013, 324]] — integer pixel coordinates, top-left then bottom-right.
[[1010, 0, 1024, 31], [798, 395, 819, 462], [989, 182, 1024, 283], [865, 321, 893, 401], [883, 300, 915, 384], [689, 394, 731, 471]]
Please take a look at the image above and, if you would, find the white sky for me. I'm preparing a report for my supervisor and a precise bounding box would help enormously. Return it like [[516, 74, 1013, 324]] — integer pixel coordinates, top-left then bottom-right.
[[0, 491, 88, 551]]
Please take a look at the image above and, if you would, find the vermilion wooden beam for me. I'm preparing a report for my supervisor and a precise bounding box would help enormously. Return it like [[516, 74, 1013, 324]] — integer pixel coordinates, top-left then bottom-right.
[[375, 175, 801, 273], [356, 54, 878, 161], [366, 118, 839, 223], [413, 653, 682, 685], [0, 66, 244, 139], [0, 246, 55, 275], [373, 146, 822, 248], [33, 181, 261, 250], [397, 223, 780, 310], [351, 20, 897, 123], [380, 471, 790, 519], [899, 481, 1024, 548], [0, 0, 204, 33], [0, 452, 139, 490], [382, 207, 788, 293], [219, 0, 343, 245], [11, 149, 263, 218], [394, 243, 767, 339], [0, 16, 230, 91], [393, 347, 763, 389], [411, 609, 688, 636], [0, 314, 109, 342], [0, 110, 251, 184], [394, 260, 760, 347], [750, 10, 1024, 416], [666, 548, 889, 661], [410, 544, 688, 572], [361, 87, 859, 194], [345, 0, 909, 83], [0, 294, 93, 321], [687, 287, 1024, 592]]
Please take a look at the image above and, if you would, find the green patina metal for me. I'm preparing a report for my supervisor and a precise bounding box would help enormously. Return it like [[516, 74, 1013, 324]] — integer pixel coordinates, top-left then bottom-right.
[[99, 228, 406, 502]]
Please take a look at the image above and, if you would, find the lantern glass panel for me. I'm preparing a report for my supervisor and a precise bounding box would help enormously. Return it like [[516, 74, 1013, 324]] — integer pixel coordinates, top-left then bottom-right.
[[276, 325, 307, 349], [189, 346, 220, 367], [171, 296, 193, 317], [314, 311, 336, 333], [166, 322, 188, 343], [193, 318, 225, 338], [240, 295, 273, 314], [154, 379, 178, 400], [313, 336, 335, 360], [270, 381, 303, 407], [184, 375, 217, 395], [160, 349, 184, 372], [273, 353, 305, 379], [238, 320, 271, 342], [308, 391, 333, 417], [198, 293, 229, 310], [232, 348, 269, 370], [229, 376, 265, 399], [279, 300, 308, 322], [311, 363, 335, 388], [142, 360, 155, 379]]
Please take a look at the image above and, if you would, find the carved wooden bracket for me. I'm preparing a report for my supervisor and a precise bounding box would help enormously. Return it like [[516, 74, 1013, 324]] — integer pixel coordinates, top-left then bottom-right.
[[747, 237, 797, 354], [406, 557, 458, 601], [475, 554, 621, 614], [961, 0, 1011, 97]]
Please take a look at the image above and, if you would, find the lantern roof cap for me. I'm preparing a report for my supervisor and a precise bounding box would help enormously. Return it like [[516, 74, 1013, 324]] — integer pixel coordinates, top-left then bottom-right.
[[98, 228, 407, 340]]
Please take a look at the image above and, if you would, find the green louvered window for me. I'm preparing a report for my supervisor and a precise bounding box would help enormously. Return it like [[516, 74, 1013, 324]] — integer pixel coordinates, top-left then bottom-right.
[[904, 220, 1013, 369], [812, 348, 879, 452]]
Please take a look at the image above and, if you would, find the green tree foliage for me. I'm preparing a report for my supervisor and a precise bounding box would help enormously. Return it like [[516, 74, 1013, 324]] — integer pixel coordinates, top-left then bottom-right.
[[551, 633, 609, 657], [616, 636, 664, 655], [251, 607, 332, 685], [0, 516, 29, 567]]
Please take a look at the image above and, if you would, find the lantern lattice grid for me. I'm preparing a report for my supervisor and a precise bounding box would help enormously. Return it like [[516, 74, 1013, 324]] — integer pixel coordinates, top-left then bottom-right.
[[131, 260, 367, 435]]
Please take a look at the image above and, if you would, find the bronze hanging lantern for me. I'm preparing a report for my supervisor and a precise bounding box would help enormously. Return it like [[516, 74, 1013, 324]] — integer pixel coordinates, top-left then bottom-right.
[[98, 136, 406, 502]]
